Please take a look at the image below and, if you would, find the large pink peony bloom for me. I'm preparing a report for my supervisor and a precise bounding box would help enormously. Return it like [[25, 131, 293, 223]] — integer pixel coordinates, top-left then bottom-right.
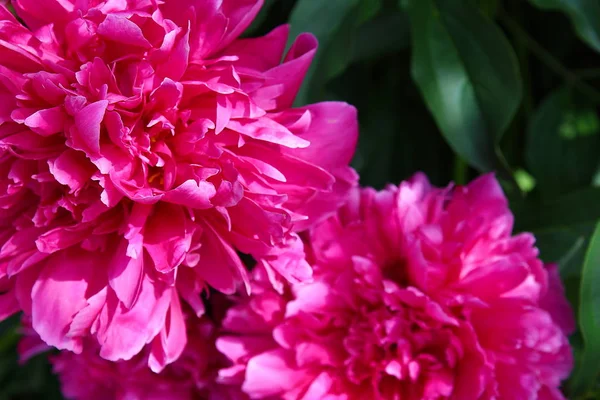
[[0, 0, 358, 369], [217, 174, 575, 400]]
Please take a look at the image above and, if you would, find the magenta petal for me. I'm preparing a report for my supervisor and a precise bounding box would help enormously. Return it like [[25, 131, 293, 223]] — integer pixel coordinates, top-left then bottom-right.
[[14, 264, 40, 316], [0, 286, 19, 320], [31, 250, 102, 353], [538, 386, 568, 400], [158, 0, 225, 60], [216, 0, 264, 52], [108, 240, 144, 309], [0, 5, 18, 22], [35, 225, 89, 254], [149, 78, 184, 111], [12, 0, 73, 31], [162, 0, 263, 58], [157, 29, 190, 82], [97, 14, 152, 48], [176, 268, 205, 317], [238, 143, 333, 190], [225, 25, 289, 72], [285, 102, 358, 170], [216, 336, 274, 365], [67, 287, 108, 340], [540, 264, 576, 335], [162, 179, 216, 209], [72, 100, 108, 155], [299, 372, 335, 400], [18, 332, 51, 364], [98, 276, 171, 361], [243, 349, 308, 397], [48, 149, 95, 193], [261, 33, 317, 110], [144, 204, 193, 273], [195, 224, 244, 294], [227, 117, 310, 149], [455, 256, 530, 300], [23, 106, 66, 136], [260, 233, 312, 285], [148, 290, 187, 372]]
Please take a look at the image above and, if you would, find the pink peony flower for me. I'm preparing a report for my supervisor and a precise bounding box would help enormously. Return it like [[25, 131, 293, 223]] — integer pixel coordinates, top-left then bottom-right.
[[20, 311, 246, 400], [0, 0, 358, 369], [217, 174, 575, 400]]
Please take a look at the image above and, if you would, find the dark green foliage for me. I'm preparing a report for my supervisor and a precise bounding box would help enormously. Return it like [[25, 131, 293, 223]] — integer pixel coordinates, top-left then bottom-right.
[[0, 315, 62, 399]]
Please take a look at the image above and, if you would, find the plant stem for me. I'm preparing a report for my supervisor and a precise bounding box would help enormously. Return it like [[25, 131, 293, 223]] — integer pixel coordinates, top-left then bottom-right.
[[499, 11, 600, 104], [453, 156, 467, 185], [510, 1, 533, 117]]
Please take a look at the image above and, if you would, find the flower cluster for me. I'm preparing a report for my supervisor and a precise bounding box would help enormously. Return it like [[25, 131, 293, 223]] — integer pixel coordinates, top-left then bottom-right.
[[0, 0, 357, 372], [0, 1, 575, 399]]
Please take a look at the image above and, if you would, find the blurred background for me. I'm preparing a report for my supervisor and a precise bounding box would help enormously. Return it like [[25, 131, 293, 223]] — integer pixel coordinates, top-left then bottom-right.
[[2, 0, 600, 398]]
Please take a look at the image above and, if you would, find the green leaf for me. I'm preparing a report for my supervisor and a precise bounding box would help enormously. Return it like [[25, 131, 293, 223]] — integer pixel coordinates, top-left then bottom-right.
[[330, 55, 454, 189], [570, 222, 600, 395], [513, 187, 600, 232], [529, 0, 600, 53], [526, 87, 600, 195], [288, 0, 363, 105], [356, 0, 382, 25], [407, 0, 522, 171], [533, 222, 595, 275], [352, 11, 410, 63], [476, 0, 499, 18]]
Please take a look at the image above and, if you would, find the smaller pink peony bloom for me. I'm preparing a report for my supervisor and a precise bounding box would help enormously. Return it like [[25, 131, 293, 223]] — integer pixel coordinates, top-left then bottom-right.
[[217, 174, 575, 400], [19, 310, 246, 400]]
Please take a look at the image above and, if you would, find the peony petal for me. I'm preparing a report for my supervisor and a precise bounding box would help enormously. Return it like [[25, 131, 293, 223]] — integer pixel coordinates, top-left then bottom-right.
[[300, 372, 335, 400], [258, 233, 312, 285], [176, 267, 205, 317], [35, 224, 92, 254], [224, 25, 289, 72], [162, 179, 216, 209], [227, 116, 310, 149], [98, 276, 171, 361], [455, 256, 530, 300], [260, 33, 317, 110], [108, 239, 145, 310], [237, 143, 333, 190], [156, 28, 190, 82], [243, 349, 308, 397], [284, 102, 358, 170], [12, 0, 73, 31], [97, 14, 152, 48], [23, 106, 67, 136], [195, 223, 244, 294], [160, 0, 263, 58], [72, 100, 108, 155], [31, 249, 103, 353], [540, 263, 576, 335], [216, 0, 264, 52], [148, 290, 187, 372], [67, 287, 108, 340], [48, 149, 96, 192], [0, 285, 19, 320], [216, 336, 274, 365], [144, 203, 193, 273]]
